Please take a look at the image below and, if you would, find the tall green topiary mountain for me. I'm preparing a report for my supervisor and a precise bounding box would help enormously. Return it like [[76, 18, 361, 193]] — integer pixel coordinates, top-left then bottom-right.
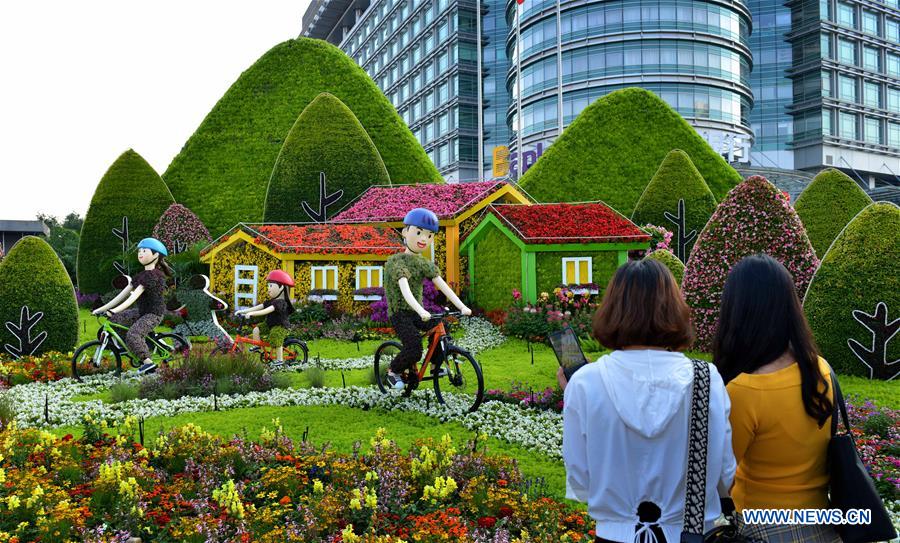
[[0, 236, 78, 357], [163, 38, 440, 236], [632, 149, 717, 262], [803, 202, 900, 378], [683, 176, 819, 351], [77, 150, 175, 294], [263, 93, 390, 223], [518, 88, 742, 215], [794, 168, 873, 258]]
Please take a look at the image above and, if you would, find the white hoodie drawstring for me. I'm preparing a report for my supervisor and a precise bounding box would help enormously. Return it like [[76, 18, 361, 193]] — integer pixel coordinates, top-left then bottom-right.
[[632, 522, 660, 543]]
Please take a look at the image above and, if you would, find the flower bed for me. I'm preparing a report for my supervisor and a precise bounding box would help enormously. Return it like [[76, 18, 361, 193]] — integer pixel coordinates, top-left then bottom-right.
[[485, 384, 563, 413], [0, 419, 592, 542], [502, 288, 597, 342], [846, 396, 900, 501]]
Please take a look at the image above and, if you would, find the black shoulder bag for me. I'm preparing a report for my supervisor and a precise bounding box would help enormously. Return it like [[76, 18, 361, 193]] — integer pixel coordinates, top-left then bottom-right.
[[827, 368, 897, 543], [681, 360, 760, 543]]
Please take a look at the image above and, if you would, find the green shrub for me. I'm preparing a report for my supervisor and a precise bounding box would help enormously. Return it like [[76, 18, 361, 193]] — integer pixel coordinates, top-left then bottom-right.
[[644, 249, 685, 285], [263, 93, 390, 222], [76, 150, 175, 294], [683, 176, 819, 351], [0, 236, 79, 356], [632, 150, 717, 261], [163, 38, 441, 236], [794, 168, 873, 257], [518, 88, 741, 215], [803, 202, 900, 377], [109, 382, 139, 403], [304, 367, 326, 388]]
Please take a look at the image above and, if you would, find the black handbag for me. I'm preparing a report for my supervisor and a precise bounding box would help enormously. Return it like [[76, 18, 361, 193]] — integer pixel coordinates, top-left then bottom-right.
[[827, 369, 897, 543], [681, 360, 761, 543]]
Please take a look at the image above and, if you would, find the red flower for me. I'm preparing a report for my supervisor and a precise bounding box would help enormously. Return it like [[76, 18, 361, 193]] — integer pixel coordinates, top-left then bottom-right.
[[279, 495, 292, 505], [498, 506, 513, 518], [497, 479, 508, 487], [478, 516, 497, 528], [492, 203, 649, 244]]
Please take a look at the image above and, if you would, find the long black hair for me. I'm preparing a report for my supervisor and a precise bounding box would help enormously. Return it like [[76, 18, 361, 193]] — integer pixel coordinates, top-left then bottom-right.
[[277, 284, 295, 315], [713, 254, 832, 427], [154, 254, 174, 278]]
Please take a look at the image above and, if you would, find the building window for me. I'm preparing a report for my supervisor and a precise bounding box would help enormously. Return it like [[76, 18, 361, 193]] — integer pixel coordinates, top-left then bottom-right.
[[890, 122, 900, 147], [839, 74, 857, 102], [310, 266, 338, 299], [439, 82, 449, 103], [821, 33, 832, 59], [889, 87, 900, 112], [837, 2, 855, 27], [562, 257, 593, 288], [823, 109, 833, 136], [838, 38, 856, 65], [865, 117, 883, 144], [439, 112, 449, 135], [862, 10, 879, 34], [866, 81, 883, 108], [888, 19, 899, 43], [863, 47, 881, 72], [822, 71, 833, 97], [354, 266, 384, 300], [889, 53, 900, 77], [438, 143, 449, 167], [840, 111, 858, 139]]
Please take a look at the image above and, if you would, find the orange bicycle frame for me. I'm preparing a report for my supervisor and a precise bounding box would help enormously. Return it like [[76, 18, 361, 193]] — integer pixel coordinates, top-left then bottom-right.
[[414, 321, 447, 381]]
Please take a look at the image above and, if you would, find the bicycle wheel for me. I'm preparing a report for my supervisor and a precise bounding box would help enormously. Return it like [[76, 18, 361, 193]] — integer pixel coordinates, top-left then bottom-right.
[[373, 341, 402, 394], [432, 346, 484, 412], [149, 333, 191, 366], [71, 340, 122, 382], [281, 338, 309, 366]]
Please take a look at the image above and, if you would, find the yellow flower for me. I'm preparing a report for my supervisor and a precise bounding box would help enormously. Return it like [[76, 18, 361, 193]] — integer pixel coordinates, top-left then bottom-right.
[[341, 525, 361, 543], [365, 470, 379, 482], [313, 480, 324, 494], [7, 495, 20, 510]]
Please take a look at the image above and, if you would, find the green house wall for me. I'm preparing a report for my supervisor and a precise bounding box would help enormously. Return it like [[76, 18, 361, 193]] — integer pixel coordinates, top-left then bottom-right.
[[535, 251, 620, 296], [471, 226, 522, 311]]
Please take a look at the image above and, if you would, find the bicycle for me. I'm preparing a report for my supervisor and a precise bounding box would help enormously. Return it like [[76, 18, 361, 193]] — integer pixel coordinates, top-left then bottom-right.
[[373, 310, 484, 412], [71, 316, 191, 381], [209, 315, 309, 368]]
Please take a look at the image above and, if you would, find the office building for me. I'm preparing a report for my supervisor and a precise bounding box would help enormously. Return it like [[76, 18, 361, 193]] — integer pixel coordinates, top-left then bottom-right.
[[506, 0, 756, 163], [748, 0, 900, 186], [303, 0, 511, 182]]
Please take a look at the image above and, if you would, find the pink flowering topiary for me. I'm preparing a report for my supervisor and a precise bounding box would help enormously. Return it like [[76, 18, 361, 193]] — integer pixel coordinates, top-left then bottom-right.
[[683, 176, 819, 351], [152, 203, 212, 254]]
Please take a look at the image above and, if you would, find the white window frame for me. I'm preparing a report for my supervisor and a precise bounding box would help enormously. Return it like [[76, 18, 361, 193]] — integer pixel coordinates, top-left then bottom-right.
[[354, 266, 384, 301], [309, 265, 339, 301], [233, 265, 259, 311], [561, 257, 597, 294]]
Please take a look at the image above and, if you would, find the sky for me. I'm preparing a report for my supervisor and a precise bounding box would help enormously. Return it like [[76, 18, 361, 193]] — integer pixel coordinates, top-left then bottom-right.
[[0, 1, 311, 222]]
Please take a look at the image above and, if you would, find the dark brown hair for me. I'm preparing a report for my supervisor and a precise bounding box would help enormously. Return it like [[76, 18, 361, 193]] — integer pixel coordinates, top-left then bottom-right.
[[592, 259, 694, 351], [713, 254, 832, 427]]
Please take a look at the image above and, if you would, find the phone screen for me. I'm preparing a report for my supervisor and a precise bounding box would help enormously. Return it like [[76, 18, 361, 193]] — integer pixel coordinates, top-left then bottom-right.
[[550, 329, 587, 370]]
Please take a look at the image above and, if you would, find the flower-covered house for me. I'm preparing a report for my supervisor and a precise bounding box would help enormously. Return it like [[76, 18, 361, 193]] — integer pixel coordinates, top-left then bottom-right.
[[332, 181, 531, 292], [459, 203, 651, 311], [200, 223, 404, 313]]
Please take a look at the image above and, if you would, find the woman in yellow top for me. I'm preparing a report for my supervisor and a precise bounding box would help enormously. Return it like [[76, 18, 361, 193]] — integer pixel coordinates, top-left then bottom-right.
[[713, 254, 838, 543]]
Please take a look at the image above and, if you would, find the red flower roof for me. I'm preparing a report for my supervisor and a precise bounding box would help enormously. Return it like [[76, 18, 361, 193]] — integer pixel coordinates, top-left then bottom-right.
[[203, 223, 404, 256], [489, 202, 650, 244], [333, 181, 512, 223]]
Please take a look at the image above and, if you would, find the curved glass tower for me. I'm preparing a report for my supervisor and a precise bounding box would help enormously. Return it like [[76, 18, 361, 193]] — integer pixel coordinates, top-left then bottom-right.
[[506, 0, 755, 153]]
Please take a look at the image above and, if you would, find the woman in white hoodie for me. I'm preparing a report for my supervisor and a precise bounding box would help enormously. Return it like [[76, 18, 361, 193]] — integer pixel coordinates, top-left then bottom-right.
[[559, 259, 736, 543]]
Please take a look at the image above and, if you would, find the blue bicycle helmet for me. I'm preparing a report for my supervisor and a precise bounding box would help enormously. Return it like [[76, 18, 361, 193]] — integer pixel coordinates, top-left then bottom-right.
[[403, 208, 439, 233], [137, 237, 168, 256]]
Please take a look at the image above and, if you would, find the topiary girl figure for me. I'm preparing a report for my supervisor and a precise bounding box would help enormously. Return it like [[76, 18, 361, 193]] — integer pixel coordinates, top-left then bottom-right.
[[235, 270, 295, 368], [91, 237, 173, 374]]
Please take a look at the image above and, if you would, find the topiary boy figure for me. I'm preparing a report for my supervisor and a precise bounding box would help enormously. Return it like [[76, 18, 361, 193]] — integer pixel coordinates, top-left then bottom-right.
[[384, 208, 471, 390]]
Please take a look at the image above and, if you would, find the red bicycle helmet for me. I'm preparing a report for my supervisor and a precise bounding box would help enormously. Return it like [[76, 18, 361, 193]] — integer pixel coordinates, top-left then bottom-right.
[[266, 269, 295, 287]]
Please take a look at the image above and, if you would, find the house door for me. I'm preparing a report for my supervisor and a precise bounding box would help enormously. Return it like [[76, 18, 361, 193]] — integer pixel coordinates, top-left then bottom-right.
[[234, 265, 259, 312]]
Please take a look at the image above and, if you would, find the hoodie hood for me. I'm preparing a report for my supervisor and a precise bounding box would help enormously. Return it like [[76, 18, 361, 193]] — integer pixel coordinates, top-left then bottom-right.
[[597, 350, 694, 438]]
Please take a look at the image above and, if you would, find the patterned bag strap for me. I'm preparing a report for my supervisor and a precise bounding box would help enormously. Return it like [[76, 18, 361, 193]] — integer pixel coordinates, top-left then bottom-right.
[[682, 359, 711, 538]]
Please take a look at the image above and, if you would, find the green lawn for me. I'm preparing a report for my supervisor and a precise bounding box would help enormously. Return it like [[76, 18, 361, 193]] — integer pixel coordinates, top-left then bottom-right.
[[48, 404, 573, 502]]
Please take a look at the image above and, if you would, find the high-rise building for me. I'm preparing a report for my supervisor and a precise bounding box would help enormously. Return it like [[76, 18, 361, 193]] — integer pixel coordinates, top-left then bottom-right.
[[779, 0, 900, 186], [302, 0, 510, 183], [506, 0, 756, 163]]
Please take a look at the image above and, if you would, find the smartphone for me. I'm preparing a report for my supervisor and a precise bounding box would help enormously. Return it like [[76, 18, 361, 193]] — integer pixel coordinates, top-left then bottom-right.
[[548, 327, 589, 380]]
